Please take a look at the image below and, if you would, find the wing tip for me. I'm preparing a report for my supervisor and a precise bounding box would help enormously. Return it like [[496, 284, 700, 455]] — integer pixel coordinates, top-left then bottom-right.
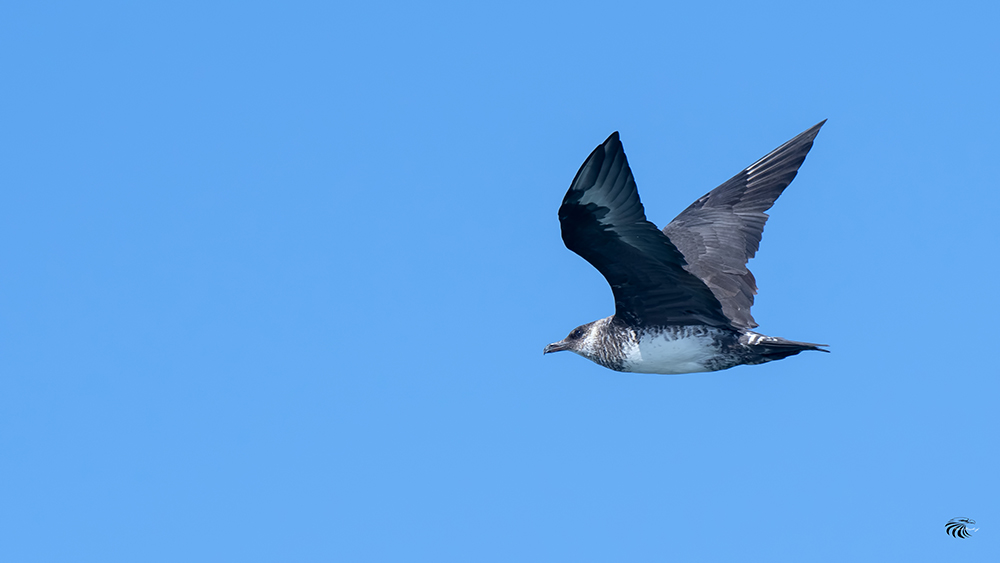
[[751, 120, 826, 168], [793, 119, 827, 140]]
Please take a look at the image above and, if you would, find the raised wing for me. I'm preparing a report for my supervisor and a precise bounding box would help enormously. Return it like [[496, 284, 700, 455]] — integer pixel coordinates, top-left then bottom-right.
[[559, 132, 733, 329], [662, 121, 825, 329]]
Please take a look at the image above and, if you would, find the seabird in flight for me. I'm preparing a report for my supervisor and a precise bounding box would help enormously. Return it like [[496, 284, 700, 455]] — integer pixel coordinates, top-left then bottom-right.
[[544, 122, 829, 374]]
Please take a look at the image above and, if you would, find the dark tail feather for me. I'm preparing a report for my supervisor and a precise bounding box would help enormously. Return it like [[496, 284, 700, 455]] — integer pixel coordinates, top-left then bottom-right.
[[752, 336, 829, 362]]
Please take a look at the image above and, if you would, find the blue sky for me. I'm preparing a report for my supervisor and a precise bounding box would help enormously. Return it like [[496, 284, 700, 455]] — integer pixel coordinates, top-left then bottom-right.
[[2, 1, 997, 561]]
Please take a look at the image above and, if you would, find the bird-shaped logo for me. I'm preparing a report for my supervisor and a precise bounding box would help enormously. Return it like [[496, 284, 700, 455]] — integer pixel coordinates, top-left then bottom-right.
[[945, 517, 978, 539]]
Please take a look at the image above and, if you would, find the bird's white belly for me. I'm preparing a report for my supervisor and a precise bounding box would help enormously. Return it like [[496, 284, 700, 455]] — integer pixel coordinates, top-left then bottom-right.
[[621, 331, 721, 375]]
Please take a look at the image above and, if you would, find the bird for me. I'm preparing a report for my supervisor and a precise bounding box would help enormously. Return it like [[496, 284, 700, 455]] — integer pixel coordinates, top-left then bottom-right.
[[543, 121, 829, 374]]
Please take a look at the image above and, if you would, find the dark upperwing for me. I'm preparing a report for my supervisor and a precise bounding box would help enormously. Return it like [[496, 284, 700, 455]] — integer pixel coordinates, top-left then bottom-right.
[[558, 132, 733, 329], [662, 121, 825, 329]]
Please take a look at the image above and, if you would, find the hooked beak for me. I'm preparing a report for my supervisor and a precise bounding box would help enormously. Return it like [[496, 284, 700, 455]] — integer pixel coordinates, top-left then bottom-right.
[[543, 340, 569, 354]]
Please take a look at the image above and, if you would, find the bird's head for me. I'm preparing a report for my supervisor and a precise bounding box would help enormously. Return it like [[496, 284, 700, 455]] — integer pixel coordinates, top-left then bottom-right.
[[544, 321, 597, 355]]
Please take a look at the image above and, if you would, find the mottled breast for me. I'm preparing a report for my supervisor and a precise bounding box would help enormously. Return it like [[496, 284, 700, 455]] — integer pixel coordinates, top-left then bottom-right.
[[620, 326, 734, 375]]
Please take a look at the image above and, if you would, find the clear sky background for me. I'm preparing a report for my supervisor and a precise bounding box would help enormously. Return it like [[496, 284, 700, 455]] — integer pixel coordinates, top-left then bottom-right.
[[2, 1, 997, 561]]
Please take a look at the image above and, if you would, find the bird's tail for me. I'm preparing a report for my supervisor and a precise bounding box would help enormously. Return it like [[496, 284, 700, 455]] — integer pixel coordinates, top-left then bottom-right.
[[743, 333, 829, 362]]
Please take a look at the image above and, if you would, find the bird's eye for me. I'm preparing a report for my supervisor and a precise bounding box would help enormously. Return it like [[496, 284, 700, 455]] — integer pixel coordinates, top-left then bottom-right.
[[570, 329, 584, 339]]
